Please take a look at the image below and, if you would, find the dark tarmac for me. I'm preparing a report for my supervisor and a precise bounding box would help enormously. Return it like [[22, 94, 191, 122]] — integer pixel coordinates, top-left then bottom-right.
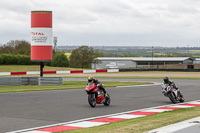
[[0, 78, 199, 133]]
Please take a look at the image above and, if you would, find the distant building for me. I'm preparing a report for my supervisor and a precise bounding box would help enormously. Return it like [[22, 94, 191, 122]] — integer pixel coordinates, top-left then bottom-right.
[[92, 57, 194, 69], [194, 58, 200, 64]]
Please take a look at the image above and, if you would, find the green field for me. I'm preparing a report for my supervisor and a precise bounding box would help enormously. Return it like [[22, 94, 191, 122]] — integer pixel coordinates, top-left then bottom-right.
[[58, 106, 200, 133], [64, 76, 200, 79], [0, 81, 151, 93], [0, 65, 87, 72]]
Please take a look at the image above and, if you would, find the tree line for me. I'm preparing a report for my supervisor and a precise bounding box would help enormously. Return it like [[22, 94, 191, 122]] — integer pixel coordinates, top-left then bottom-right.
[[0, 40, 30, 55], [1, 40, 193, 68], [0, 40, 104, 68]]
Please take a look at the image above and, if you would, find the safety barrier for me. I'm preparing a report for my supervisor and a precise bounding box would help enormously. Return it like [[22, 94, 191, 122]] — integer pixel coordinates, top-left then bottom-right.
[[38, 77, 63, 85], [0, 77, 63, 86], [0, 77, 21, 86], [0, 69, 119, 76], [21, 77, 38, 85]]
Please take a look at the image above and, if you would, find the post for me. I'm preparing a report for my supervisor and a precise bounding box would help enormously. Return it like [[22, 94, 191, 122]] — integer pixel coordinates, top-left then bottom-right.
[[152, 46, 154, 68], [53, 37, 57, 55], [40, 62, 44, 77]]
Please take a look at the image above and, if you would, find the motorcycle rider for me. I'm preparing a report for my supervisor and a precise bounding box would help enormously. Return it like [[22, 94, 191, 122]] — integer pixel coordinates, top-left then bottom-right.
[[88, 75, 108, 97], [162, 76, 182, 97]]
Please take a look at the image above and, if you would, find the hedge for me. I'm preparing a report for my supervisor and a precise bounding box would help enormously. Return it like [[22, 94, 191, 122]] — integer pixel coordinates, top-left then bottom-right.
[[0, 54, 35, 65]]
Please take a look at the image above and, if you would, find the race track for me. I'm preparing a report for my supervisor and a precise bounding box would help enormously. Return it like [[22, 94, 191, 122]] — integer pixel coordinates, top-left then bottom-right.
[[0, 78, 199, 133]]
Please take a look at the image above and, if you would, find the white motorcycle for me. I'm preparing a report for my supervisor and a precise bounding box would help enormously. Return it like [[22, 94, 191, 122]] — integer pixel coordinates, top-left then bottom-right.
[[161, 84, 184, 104]]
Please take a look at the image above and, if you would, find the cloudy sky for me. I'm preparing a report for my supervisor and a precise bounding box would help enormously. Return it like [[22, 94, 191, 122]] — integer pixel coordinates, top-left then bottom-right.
[[0, 0, 200, 47]]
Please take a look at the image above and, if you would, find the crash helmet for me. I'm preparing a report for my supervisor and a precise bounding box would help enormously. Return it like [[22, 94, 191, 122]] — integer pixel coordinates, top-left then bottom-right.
[[163, 76, 169, 83], [88, 75, 94, 82]]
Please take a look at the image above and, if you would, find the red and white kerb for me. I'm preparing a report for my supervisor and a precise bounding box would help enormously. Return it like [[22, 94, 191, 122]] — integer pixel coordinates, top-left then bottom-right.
[[31, 11, 52, 61]]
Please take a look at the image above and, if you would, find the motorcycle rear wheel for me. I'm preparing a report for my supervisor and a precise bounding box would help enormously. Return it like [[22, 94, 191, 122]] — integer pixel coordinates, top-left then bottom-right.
[[104, 94, 111, 106], [168, 93, 177, 104], [88, 94, 96, 107]]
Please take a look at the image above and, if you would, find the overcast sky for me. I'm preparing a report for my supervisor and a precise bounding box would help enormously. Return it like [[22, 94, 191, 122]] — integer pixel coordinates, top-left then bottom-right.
[[0, 0, 200, 47]]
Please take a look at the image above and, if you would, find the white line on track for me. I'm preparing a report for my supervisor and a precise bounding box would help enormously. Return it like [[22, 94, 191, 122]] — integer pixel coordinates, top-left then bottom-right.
[[116, 83, 161, 88]]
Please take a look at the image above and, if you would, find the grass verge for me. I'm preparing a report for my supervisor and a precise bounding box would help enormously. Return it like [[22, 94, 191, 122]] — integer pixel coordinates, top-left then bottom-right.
[[64, 76, 200, 79], [0, 65, 88, 72], [0, 65, 199, 73], [0, 81, 151, 93], [116, 71, 200, 74], [58, 106, 200, 133]]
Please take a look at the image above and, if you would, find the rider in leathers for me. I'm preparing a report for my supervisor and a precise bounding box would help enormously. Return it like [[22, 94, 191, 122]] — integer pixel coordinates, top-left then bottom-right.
[[88, 76, 108, 97], [162, 76, 182, 97]]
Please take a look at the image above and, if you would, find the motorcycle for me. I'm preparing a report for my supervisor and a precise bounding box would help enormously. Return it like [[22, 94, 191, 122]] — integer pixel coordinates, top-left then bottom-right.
[[85, 82, 110, 107], [161, 84, 184, 104]]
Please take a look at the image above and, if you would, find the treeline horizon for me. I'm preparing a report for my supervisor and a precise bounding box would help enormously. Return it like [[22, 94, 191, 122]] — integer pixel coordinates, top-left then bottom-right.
[[0, 40, 199, 68]]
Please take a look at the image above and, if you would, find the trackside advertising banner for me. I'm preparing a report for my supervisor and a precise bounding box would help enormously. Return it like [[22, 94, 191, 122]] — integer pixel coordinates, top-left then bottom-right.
[[31, 28, 52, 46], [31, 11, 52, 61]]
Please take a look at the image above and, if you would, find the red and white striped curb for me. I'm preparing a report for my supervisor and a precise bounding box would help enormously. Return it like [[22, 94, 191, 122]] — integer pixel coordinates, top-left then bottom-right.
[[8, 100, 200, 133], [0, 69, 119, 76]]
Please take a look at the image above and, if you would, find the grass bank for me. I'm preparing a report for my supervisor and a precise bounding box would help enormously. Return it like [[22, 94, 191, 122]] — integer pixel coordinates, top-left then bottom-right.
[[58, 106, 200, 133], [0, 81, 151, 93], [0, 65, 87, 72], [64, 76, 200, 79], [0, 65, 199, 74]]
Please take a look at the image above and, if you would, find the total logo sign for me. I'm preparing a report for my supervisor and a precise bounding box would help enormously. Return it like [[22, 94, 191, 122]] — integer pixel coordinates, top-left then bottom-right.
[[31, 32, 45, 35], [31, 28, 52, 46]]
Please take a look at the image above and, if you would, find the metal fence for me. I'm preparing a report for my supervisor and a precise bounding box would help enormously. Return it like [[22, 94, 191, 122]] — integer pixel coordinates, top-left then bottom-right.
[[0, 77, 63, 86], [0, 77, 21, 86], [38, 77, 63, 85], [21, 77, 38, 85]]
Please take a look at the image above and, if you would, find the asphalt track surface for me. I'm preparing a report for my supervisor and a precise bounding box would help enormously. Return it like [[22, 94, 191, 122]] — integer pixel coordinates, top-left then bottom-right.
[[0, 78, 200, 132]]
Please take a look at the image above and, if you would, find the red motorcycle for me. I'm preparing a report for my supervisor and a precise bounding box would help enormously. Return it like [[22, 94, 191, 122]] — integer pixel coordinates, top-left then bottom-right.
[[85, 82, 110, 107]]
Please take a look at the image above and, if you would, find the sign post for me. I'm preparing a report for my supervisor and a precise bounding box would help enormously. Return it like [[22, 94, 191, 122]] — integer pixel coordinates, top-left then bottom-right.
[[53, 37, 57, 55], [31, 11, 53, 77]]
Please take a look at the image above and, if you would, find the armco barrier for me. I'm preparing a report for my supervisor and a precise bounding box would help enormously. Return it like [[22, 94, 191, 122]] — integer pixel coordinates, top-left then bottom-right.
[[0, 69, 119, 76], [38, 77, 63, 85], [0, 77, 63, 86], [21, 77, 38, 85], [0, 77, 21, 86]]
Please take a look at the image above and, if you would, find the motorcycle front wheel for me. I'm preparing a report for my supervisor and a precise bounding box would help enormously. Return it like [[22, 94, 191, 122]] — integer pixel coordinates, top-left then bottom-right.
[[179, 92, 184, 103], [168, 93, 177, 104], [88, 94, 96, 107]]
